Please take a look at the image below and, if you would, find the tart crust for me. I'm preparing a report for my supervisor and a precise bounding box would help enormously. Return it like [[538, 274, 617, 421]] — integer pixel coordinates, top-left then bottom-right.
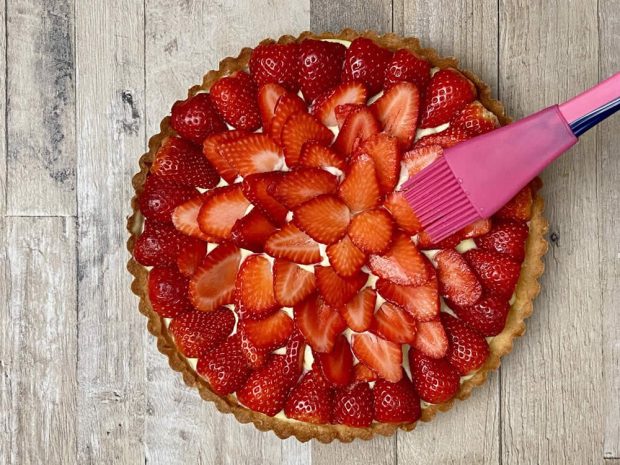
[[126, 29, 548, 443]]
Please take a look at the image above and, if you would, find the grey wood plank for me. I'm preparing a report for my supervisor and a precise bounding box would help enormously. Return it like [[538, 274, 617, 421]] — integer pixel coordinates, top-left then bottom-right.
[[144, 1, 310, 464], [75, 1, 147, 463], [599, 0, 620, 459], [6, 0, 75, 216], [499, 1, 604, 464], [0, 2, 6, 214], [0, 217, 77, 465]]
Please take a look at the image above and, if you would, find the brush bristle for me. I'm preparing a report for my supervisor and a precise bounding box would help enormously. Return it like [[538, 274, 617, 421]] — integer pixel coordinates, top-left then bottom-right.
[[402, 157, 481, 242]]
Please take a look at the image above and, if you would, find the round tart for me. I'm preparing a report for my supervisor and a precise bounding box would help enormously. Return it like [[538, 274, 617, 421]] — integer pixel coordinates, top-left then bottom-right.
[[127, 29, 548, 443]]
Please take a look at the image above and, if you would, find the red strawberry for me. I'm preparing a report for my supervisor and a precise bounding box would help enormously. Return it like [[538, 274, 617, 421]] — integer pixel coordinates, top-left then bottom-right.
[[235, 254, 278, 319], [311, 81, 368, 126], [370, 302, 417, 344], [257, 83, 288, 132], [176, 240, 207, 277], [293, 194, 350, 244], [414, 126, 471, 149], [264, 223, 322, 264], [148, 266, 193, 317], [134, 221, 194, 267], [368, 232, 428, 286], [269, 93, 306, 144], [202, 130, 247, 183], [210, 71, 261, 131], [339, 287, 375, 332], [189, 242, 241, 312], [371, 81, 420, 149], [239, 329, 269, 369], [139, 175, 197, 222], [409, 350, 460, 404], [299, 141, 346, 170], [383, 191, 422, 235], [412, 319, 448, 359], [416, 229, 462, 250], [172, 195, 212, 241], [151, 137, 219, 189], [170, 92, 227, 144], [249, 43, 299, 92], [353, 363, 378, 382], [351, 333, 402, 383], [435, 249, 482, 307], [241, 172, 289, 226], [326, 235, 367, 277], [284, 370, 333, 424], [282, 112, 333, 167], [283, 330, 306, 381], [419, 68, 476, 128], [347, 208, 394, 254], [356, 132, 402, 195], [315, 266, 368, 308], [376, 277, 439, 321], [197, 334, 251, 396], [440, 313, 489, 375], [463, 249, 521, 299], [333, 106, 381, 156], [230, 208, 277, 252], [402, 144, 443, 177], [450, 293, 509, 337], [495, 186, 533, 222], [241, 310, 294, 350], [450, 100, 499, 136], [298, 39, 346, 102], [271, 167, 339, 209], [197, 184, 250, 240], [475, 220, 528, 263], [384, 48, 431, 92], [273, 259, 316, 306], [337, 154, 380, 213], [341, 37, 392, 95], [333, 382, 374, 427], [460, 218, 492, 239], [373, 374, 421, 423], [316, 334, 354, 387], [335, 103, 364, 128], [294, 294, 346, 353], [218, 133, 284, 176], [169, 307, 235, 357]]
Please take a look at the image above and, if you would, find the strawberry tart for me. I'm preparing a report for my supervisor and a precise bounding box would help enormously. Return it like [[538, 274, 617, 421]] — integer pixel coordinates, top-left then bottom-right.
[[127, 29, 548, 442]]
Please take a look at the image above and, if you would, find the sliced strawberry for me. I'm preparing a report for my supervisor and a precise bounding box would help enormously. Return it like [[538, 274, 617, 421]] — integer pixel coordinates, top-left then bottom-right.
[[460, 218, 492, 239], [333, 382, 374, 427], [315, 266, 368, 308], [311, 81, 368, 127], [412, 319, 448, 359], [419, 68, 476, 128], [451, 292, 509, 337], [172, 195, 212, 241], [239, 329, 269, 369], [139, 175, 197, 222], [450, 100, 499, 136], [281, 112, 333, 167], [347, 208, 393, 254], [197, 334, 251, 396], [170, 92, 227, 145], [151, 136, 219, 189], [210, 71, 261, 131], [376, 278, 440, 321], [440, 313, 489, 375], [230, 208, 277, 252], [368, 232, 428, 285], [269, 93, 306, 144], [463, 249, 521, 299], [370, 302, 417, 344], [353, 363, 378, 382], [341, 37, 392, 95], [218, 133, 283, 177], [316, 335, 354, 387], [249, 43, 299, 92], [409, 350, 460, 404], [271, 167, 339, 209], [189, 243, 241, 312], [495, 185, 533, 222], [284, 370, 333, 424], [283, 330, 306, 381], [273, 259, 316, 306], [475, 220, 529, 262], [241, 310, 294, 350], [235, 254, 278, 319], [176, 240, 207, 277], [169, 306, 235, 358], [241, 172, 289, 226], [384, 48, 432, 92], [383, 191, 422, 235], [371, 81, 420, 149], [339, 287, 375, 332], [298, 39, 347, 103], [257, 83, 288, 132], [299, 141, 346, 170], [197, 184, 250, 240], [435, 249, 482, 307], [293, 194, 350, 244], [414, 126, 471, 149], [356, 132, 402, 195], [202, 130, 247, 183], [416, 229, 462, 250], [264, 223, 322, 264], [294, 294, 346, 353], [134, 220, 195, 267], [333, 106, 381, 157], [237, 355, 295, 416], [335, 103, 364, 128], [373, 374, 422, 423], [337, 154, 380, 213], [351, 333, 402, 383], [402, 144, 443, 177], [326, 235, 367, 277], [148, 266, 193, 317]]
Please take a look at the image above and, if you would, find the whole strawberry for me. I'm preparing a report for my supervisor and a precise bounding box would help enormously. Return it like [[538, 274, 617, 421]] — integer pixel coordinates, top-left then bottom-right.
[[475, 220, 529, 263], [134, 220, 196, 266], [451, 293, 509, 337], [298, 39, 346, 102], [419, 68, 476, 128], [373, 373, 421, 423], [463, 249, 521, 299], [341, 37, 392, 95], [138, 175, 196, 222], [333, 382, 374, 427], [238, 329, 269, 369], [210, 71, 262, 131], [147, 266, 193, 317], [284, 370, 333, 424], [384, 48, 431, 92], [170, 92, 227, 144], [197, 333, 251, 396], [440, 313, 489, 375], [249, 43, 300, 92], [409, 350, 460, 404], [169, 307, 236, 358]]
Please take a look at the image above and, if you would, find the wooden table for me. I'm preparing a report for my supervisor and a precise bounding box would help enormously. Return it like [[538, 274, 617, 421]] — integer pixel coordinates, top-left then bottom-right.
[[1, 1, 618, 464]]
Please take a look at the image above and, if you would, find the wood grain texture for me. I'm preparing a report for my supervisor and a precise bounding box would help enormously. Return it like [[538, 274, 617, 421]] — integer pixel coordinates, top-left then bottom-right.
[[599, 0, 620, 459], [499, 1, 605, 464], [0, 2, 6, 214], [0, 217, 77, 465], [6, 0, 76, 215], [75, 1, 147, 464]]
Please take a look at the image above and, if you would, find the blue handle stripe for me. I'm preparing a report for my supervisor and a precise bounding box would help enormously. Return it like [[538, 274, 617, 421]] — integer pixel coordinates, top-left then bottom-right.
[[569, 96, 620, 137]]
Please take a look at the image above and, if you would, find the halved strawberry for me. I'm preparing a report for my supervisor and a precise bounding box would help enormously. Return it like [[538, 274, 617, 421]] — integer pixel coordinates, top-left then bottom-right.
[[373, 374, 422, 423], [356, 132, 402, 195], [176, 240, 207, 277], [239, 329, 269, 369], [315, 266, 368, 308], [326, 235, 367, 277], [294, 294, 346, 353], [316, 334, 354, 387], [282, 112, 333, 167], [172, 195, 212, 241], [197, 184, 250, 240], [435, 249, 482, 307], [218, 133, 283, 176], [299, 141, 346, 170], [475, 220, 529, 262], [210, 71, 261, 131], [414, 126, 471, 149], [273, 259, 316, 306], [202, 130, 247, 183], [258, 83, 288, 132], [333, 382, 374, 427], [197, 334, 251, 396], [450, 292, 509, 337], [371, 81, 420, 149], [440, 313, 489, 375], [495, 185, 533, 222], [384, 48, 432, 92], [230, 208, 277, 252], [169, 307, 235, 357], [189, 243, 241, 312], [409, 350, 460, 404], [460, 218, 492, 239], [463, 249, 521, 299], [270, 167, 339, 209], [383, 191, 422, 235], [241, 310, 294, 350], [347, 208, 393, 254], [335, 103, 364, 128], [264, 223, 322, 265], [284, 370, 333, 424], [450, 100, 499, 136], [419, 68, 476, 128], [339, 287, 375, 332], [376, 278, 440, 321], [370, 302, 417, 344], [241, 172, 289, 226], [235, 254, 278, 319], [412, 319, 448, 359], [134, 220, 195, 267], [148, 266, 193, 317], [139, 175, 197, 222], [170, 92, 227, 145], [311, 81, 368, 126], [337, 154, 380, 213], [353, 363, 378, 382], [283, 330, 306, 381], [249, 43, 299, 92], [298, 39, 347, 102], [402, 144, 443, 177], [368, 232, 428, 285], [341, 37, 392, 95], [351, 333, 402, 383], [269, 93, 306, 144], [333, 106, 381, 157], [293, 194, 350, 244]]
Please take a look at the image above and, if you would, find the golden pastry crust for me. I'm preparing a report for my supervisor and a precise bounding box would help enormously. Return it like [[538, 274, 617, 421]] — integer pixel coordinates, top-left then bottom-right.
[[126, 29, 548, 443]]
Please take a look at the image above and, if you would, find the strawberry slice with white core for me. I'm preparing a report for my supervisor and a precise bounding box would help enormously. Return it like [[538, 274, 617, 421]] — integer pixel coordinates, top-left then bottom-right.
[[371, 81, 420, 149], [235, 254, 278, 319], [368, 232, 428, 285], [412, 318, 449, 359], [218, 133, 284, 176], [351, 333, 403, 383], [316, 334, 354, 387], [335, 103, 364, 128], [326, 235, 367, 278], [333, 106, 381, 157], [241, 172, 289, 227], [258, 83, 288, 132], [383, 191, 423, 235], [270, 93, 307, 144], [311, 81, 369, 127], [293, 194, 351, 244], [282, 112, 334, 167], [202, 130, 247, 183], [356, 133, 401, 195], [294, 294, 347, 353], [435, 249, 483, 307], [264, 223, 322, 265], [241, 310, 294, 350], [271, 167, 339, 209], [347, 208, 393, 254], [273, 259, 316, 306], [337, 154, 380, 214], [402, 144, 443, 177], [339, 287, 376, 332], [376, 277, 440, 321], [299, 141, 346, 171], [370, 302, 417, 344], [315, 265, 368, 308], [197, 184, 250, 240], [172, 195, 212, 241], [230, 208, 277, 252]]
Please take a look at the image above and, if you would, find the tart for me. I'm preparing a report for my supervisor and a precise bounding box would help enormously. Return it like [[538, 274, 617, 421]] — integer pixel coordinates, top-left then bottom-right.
[[127, 29, 548, 443]]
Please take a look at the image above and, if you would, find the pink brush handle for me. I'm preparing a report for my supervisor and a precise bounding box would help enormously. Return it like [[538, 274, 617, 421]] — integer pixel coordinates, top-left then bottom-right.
[[559, 72, 620, 124]]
